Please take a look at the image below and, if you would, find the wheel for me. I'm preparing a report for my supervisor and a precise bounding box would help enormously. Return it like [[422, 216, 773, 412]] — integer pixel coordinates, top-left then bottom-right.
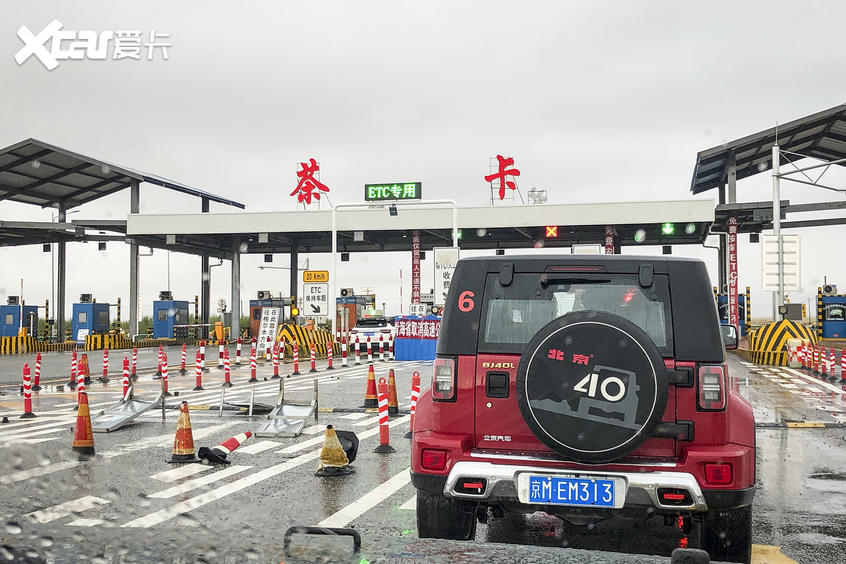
[[515, 311, 668, 464], [416, 491, 477, 540], [699, 506, 752, 563]]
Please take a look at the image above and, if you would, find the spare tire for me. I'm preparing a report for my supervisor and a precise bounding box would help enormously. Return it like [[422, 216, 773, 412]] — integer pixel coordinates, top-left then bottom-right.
[[516, 311, 668, 464]]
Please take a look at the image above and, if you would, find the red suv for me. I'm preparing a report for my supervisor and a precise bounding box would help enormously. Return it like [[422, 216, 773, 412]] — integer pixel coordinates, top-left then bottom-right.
[[411, 255, 754, 563]]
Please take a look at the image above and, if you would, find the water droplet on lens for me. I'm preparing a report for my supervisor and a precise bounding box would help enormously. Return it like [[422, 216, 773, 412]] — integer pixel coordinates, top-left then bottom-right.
[[39, 537, 53, 547], [476, 228, 487, 237], [4, 523, 21, 535], [239, 243, 248, 253], [634, 229, 646, 243]]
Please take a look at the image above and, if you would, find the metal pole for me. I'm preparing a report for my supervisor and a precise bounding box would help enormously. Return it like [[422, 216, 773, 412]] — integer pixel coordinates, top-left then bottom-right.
[[331, 208, 337, 339], [129, 180, 140, 339], [219, 388, 225, 417], [772, 145, 783, 319], [248, 387, 255, 417], [313, 379, 319, 422], [56, 204, 66, 341], [231, 243, 241, 339]]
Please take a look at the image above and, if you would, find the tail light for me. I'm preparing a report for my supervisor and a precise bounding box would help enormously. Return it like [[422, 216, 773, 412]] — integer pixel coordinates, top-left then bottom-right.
[[432, 357, 456, 401], [704, 463, 733, 485], [421, 449, 447, 470], [697, 363, 726, 411]]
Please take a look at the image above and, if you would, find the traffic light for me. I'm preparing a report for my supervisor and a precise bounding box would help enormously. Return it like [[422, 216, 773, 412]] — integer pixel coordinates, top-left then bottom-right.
[[545, 226, 558, 238], [661, 223, 675, 236], [291, 297, 298, 317]]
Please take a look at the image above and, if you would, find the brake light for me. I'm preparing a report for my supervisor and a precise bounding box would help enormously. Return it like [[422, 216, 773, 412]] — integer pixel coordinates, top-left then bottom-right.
[[697, 364, 726, 411], [421, 449, 447, 470], [704, 463, 732, 485], [432, 357, 456, 401]]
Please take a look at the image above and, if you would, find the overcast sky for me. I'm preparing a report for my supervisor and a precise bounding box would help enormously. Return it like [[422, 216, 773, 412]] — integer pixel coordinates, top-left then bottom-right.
[[2, 1, 846, 322]]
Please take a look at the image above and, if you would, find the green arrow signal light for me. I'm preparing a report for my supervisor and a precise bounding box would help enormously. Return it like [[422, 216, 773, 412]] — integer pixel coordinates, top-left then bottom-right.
[[661, 223, 675, 236]]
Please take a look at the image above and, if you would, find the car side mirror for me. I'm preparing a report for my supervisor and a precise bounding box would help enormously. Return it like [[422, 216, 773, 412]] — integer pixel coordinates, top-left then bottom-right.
[[720, 324, 738, 350]]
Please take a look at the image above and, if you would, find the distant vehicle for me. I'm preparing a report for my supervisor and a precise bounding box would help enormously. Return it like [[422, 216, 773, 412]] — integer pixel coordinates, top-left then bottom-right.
[[349, 317, 395, 340], [412, 254, 754, 564]]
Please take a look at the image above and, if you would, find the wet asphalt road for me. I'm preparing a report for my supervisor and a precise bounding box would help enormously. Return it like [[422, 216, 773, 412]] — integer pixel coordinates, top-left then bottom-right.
[[0, 352, 842, 563]]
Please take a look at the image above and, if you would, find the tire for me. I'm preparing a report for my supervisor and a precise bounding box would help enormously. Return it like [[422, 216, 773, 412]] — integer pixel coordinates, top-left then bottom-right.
[[515, 311, 668, 463], [699, 506, 752, 564], [416, 492, 477, 540]]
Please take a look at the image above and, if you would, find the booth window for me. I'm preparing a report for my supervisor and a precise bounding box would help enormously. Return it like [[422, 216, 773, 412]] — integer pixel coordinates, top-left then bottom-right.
[[78, 312, 87, 324], [825, 305, 845, 321], [157, 309, 168, 321], [98, 311, 110, 327], [175, 309, 188, 324], [253, 309, 262, 320], [4, 314, 12, 326]]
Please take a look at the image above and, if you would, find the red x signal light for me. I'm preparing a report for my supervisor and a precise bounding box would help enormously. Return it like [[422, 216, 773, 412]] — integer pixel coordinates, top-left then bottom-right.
[[545, 225, 558, 238]]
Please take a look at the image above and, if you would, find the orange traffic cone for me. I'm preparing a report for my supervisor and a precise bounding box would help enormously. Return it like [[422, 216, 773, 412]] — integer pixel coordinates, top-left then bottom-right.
[[363, 365, 378, 408], [387, 369, 399, 416], [72, 391, 95, 458], [80, 353, 92, 385], [168, 401, 199, 463]]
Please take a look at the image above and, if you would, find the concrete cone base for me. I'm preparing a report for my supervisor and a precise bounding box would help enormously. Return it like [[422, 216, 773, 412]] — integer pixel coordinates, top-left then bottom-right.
[[270, 375, 280, 379], [168, 454, 199, 464], [221, 382, 233, 388], [197, 447, 230, 465], [193, 386, 205, 391], [73, 446, 95, 459], [363, 399, 378, 408], [315, 466, 355, 477], [179, 370, 187, 375], [374, 444, 396, 454], [31, 385, 42, 391], [404, 430, 412, 439], [20, 412, 37, 419]]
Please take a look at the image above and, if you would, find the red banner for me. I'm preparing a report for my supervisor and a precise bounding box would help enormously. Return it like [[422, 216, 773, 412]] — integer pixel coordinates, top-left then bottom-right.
[[604, 226, 614, 255], [727, 217, 738, 327], [396, 317, 440, 339], [412, 230, 421, 303]]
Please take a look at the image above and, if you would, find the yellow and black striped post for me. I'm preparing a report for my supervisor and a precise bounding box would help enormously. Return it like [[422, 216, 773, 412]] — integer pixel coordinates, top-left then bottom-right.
[[44, 299, 50, 341], [116, 297, 121, 329], [817, 287, 823, 338], [744, 286, 751, 335]]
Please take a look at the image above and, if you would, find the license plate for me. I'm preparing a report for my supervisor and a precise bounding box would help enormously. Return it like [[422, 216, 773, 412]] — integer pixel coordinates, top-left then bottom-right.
[[524, 475, 617, 507]]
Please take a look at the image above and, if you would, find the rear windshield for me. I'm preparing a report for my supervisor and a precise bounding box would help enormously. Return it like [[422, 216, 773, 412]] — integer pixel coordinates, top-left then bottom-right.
[[479, 273, 673, 355], [355, 318, 389, 328]]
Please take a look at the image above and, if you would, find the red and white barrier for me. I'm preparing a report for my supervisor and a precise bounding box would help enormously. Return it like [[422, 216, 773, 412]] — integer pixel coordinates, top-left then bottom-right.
[[200, 340, 209, 372], [180, 343, 187, 375], [194, 350, 204, 391], [156, 345, 163, 377], [366, 336, 373, 364], [69, 349, 78, 390], [272, 343, 280, 379], [378, 334, 385, 362], [327, 345, 334, 371], [841, 350, 846, 383], [21, 363, 35, 419], [388, 334, 394, 361], [218, 341, 225, 369], [406, 371, 420, 438], [265, 336, 272, 362], [291, 340, 300, 376], [249, 341, 258, 383], [161, 352, 170, 395], [131, 347, 138, 380], [223, 348, 233, 387], [76, 356, 85, 405], [33, 352, 42, 391], [100, 349, 110, 383], [235, 337, 242, 366], [374, 377, 395, 454], [122, 357, 130, 399], [354, 337, 361, 365], [341, 336, 348, 367], [309, 342, 317, 373]]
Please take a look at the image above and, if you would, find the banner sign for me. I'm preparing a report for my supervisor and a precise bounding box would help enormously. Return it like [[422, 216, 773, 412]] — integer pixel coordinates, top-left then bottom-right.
[[727, 217, 738, 327], [395, 317, 441, 339]]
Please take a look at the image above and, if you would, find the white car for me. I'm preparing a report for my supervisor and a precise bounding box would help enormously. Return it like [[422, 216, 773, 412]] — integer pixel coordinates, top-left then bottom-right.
[[349, 317, 395, 340]]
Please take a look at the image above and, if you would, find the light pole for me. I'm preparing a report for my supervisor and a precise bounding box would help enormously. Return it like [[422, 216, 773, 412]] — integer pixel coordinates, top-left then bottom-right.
[[51, 209, 78, 339], [331, 199, 458, 338]]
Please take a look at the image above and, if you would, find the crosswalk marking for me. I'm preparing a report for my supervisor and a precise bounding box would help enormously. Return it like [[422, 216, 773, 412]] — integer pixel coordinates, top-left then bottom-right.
[[301, 424, 326, 435], [148, 465, 252, 499], [317, 468, 411, 528], [340, 413, 369, 420], [399, 495, 416, 511], [26, 496, 110, 524], [353, 415, 382, 427], [151, 463, 211, 483], [0, 437, 60, 448], [66, 518, 106, 527], [238, 440, 281, 454]]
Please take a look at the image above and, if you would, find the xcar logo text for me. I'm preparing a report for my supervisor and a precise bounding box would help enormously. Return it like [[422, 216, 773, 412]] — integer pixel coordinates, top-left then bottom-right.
[[15, 19, 171, 70]]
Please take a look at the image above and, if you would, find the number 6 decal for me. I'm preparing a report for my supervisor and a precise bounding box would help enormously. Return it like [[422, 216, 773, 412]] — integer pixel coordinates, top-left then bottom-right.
[[458, 291, 475, 312]]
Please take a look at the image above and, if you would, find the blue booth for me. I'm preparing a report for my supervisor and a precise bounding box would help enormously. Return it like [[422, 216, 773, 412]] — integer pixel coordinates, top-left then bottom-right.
[[153, 300, 190, 339], [0, 305, 38, 337], [821, 296, 846, 338], [72, 302, 110, 342], [717, 294, 747, 336], [394, 316, 440, 361]]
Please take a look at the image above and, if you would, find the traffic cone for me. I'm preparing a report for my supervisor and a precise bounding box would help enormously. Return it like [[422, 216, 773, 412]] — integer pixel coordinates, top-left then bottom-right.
[[80, 353, 92, 385], [198, 431, 252, 465], [72, 391, 95, 458], [374, 377, 396, 454], [315, 425, 353, 477], [387, 369, 399, 416], [168, 401, 199, 463], [405, 371, 421, 438], [363, 365, 378, 408]]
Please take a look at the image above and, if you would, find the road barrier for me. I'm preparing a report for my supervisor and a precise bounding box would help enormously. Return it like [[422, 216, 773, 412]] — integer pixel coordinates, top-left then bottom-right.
[[32, 352, 42, 391], [83, 333, 130, 351], [76, 358, 85, 406], [100, 349, 110, 383], [327, 345, 334, 370], [366, 336, 373, 364], [249, 341, 258, 383], [198, 431, 253, 465], [80, 354, 91, 385], [155, 346, 163, 378], [373, 378, 395, 454], [309, 342, 317, 373], [69, 349, 78, 390], [379, 335, 385, 362], [179, 344, 187, 375], [341, 336, 348, 367], [194, 350, 204, 391], [405, 371, 420, 439], [21, 363, 35, 419], [272, 343, 280, 379], [218, 341, 225, 369], [122, 357, 130, 399], [354, 337, 361, 365], [235, 337, 242, 366], [223, 348, 233, 387], [131, 347, 138, 381], [388, 335, 394, 361], [0, 336, 35, 354], [291, 339, 301, 376], [161, 353, 170, 396], [200, 340, 208, 372]]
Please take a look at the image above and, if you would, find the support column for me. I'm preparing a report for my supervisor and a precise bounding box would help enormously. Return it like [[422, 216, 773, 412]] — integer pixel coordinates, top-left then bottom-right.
[[231, 242, 241, 339], [201, 197, 210, 339], [290, 245, 298, 320], [718, 182, 727, 293], [129, 180, 140, 339], [56, 203, 67, 340]]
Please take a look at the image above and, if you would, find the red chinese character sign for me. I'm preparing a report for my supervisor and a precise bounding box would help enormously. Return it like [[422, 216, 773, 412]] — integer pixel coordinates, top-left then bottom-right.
[[290, 158, 330, 206], [485, 155, 520, 200], [411, 230, 421, 303], [727, 216, 739, 327]]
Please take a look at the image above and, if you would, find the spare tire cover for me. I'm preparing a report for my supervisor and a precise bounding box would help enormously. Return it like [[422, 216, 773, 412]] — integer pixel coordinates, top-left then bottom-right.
[[516, 311, 668, 463]]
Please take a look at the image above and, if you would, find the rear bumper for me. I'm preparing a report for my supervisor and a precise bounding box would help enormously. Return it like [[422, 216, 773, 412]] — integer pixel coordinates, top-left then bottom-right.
[[412, 461, 754, 513]]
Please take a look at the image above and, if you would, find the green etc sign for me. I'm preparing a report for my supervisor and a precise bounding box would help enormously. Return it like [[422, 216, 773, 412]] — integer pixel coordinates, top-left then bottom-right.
[[364, 182, 422, 201]]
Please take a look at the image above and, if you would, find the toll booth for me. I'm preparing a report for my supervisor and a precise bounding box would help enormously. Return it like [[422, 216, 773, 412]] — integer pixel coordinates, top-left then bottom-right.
[[0, 304, 38, 337], [152, 300, 190, 339], [714, 286, 750, 336], [72, 302, 110, 342], [820, 295, 846, 339], [249, 298, 288, 338], [394, 316, 440, 360]]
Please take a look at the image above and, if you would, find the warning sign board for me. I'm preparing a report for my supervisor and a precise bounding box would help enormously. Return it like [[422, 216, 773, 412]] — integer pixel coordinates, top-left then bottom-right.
[[303, 270, 329, 283], [303, 283, 329, 317], [257, 307, 281, 353]]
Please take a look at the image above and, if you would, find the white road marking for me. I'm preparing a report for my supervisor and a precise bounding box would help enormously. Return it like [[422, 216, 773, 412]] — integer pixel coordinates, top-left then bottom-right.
[[26, 496, 110, 524], [121, 417, 408, 528], [340, 413, 369, 420], [784, 368, 846, 395], [353, 415, 382, 427], [0, 425, 70, 440], [237, 440, 281, 454], [301, 424, 325, 435], [0, 416, 71, 432], [0, 437, 59, 448], [151, 463, 211, 483], [317, 468, 411, 528], [399, 495, 417, 511], [778, 383, 800, 389], [148, 465, 252, 499], [66, 518, 107, 527]]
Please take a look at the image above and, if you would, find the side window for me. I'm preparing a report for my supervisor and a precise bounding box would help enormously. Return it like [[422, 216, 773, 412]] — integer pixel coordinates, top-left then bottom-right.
[[157, 309, 168, 321], [4, 314, 12, 326], [98, 311, 110, 327], [175, 308, 188, 324], [78, 312, 87, 324], [825, 305, 845, 321]]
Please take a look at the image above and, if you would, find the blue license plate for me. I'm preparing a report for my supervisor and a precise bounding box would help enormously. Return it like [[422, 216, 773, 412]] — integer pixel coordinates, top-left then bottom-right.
[[527, 475, 615, 507]]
